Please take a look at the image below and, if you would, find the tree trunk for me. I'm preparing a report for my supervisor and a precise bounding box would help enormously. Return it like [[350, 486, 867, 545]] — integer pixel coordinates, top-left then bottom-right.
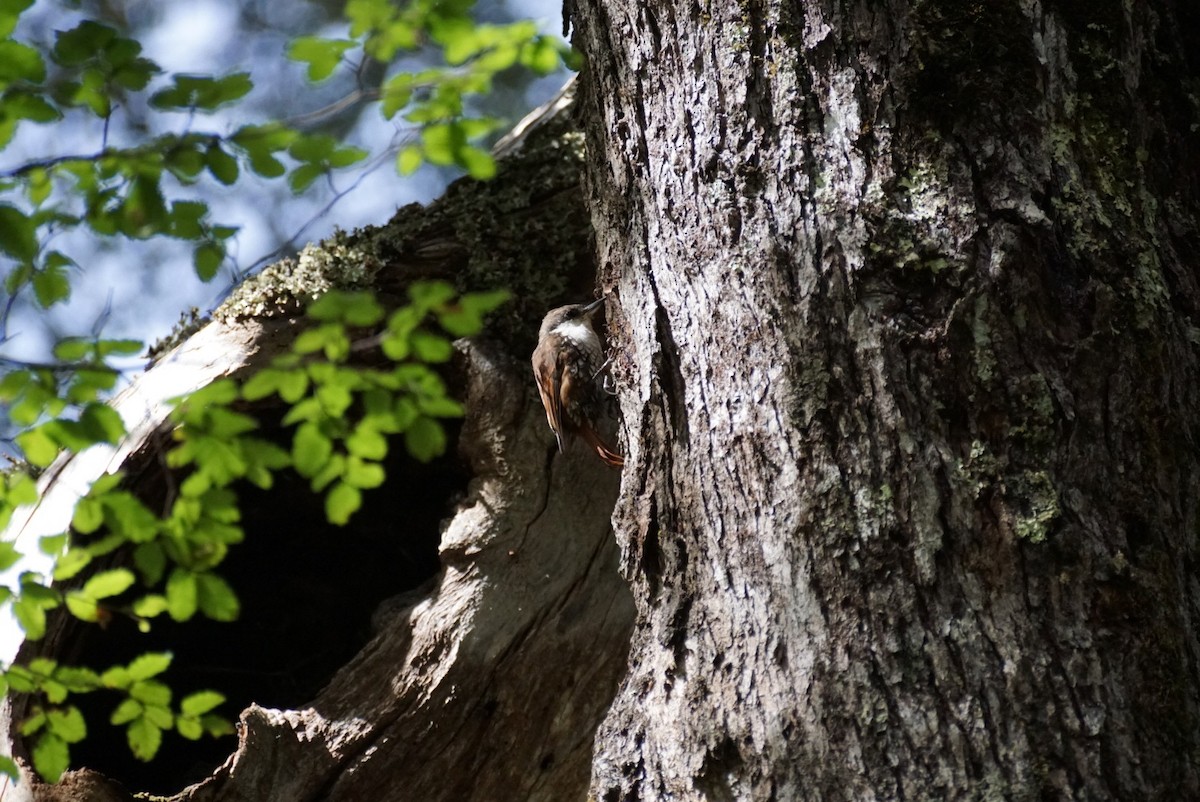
[[567, 0, 1200, 798], [9, 2, 1200, 799]]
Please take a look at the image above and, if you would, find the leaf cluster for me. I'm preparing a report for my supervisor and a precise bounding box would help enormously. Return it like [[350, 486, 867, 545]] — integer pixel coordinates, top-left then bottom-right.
[[1, 0, 542, 785], [2, 0, 571, 316], [0, 281, 507, 782], [5, 652, 230, 782], [289, 0, 575, 180]]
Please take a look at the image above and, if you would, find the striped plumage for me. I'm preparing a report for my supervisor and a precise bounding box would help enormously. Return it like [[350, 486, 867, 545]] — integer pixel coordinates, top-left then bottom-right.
[[531, 299, 624, 468]]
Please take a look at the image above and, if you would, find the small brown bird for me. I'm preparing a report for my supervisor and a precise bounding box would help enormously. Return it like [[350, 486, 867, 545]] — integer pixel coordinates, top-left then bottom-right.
[[532, 299, 624, 467]]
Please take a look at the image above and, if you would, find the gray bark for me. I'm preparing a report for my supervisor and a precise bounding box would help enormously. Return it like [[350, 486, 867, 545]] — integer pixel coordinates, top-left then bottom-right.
[[567, 0, 1200, 799]]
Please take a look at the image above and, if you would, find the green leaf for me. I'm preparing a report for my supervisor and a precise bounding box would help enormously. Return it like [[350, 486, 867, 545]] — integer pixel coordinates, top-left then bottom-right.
[[328, 145, 367, 168], [66, 367, 118, 404], [110, 698, 142, 725], [16, 426, 58, 467], [0, 203, 36, 261], [95, 337, 143, 357], [437, 289, 510, 335], [166, 569, 198, 621], [99, 666, 130, 690], [112, 57, 159, 91], [288, 37, 355, 82], [196, 572, 239, 621], [246, 148, 285, 177], [19, 708, 45, 735], [381, 74, 413, 119], [202, 714, 235, 738], [38, 532, 66, 556], [410, 331, 453, 362], [292, 422, 333, 478], [177, 716, 203, 740], [142, 704, 173, 730], [0, 540, 20, 571], [0, 0, 35, 38], [180, 690, 225, 717], [520, 36, 565, 75], [306, 452, 343, 492], [82, 568, 136, 600], [42, 680, 68, 704], [417, 396, 464, 417], [459, 145, 496, 180], [404, 416, 446, 462], [0, 755, 19, 783], [13, 596, 47, 639], [293, 323, 352, 360], [53, 20, 115, 66], [132, 593, 168, 619], [101, 491, 159, 542], [407, 280, 455, 309], [65, 593, 98, 622], [194, 241, 224, 280], [70, 68, 112, 116], [243, 367, 308, 402], [205, 143, 239, 184], [325, 481, 361, 526], [47, 706, 86, 744], [130, 679, 170, 706], [307, 290, 384, 326], [31, 732, 68, 783], [133, 542, 166, 584], [396, 144, 422, 175], [52, 338, 91, 361], [53, 666, 101, 692], [166, 145, 205, 181], [169, 199, 207, 237], [420, 123, 461, 166], [127, 652, 172, 681], [80, 403, 126, 444], [315, 381, 353, 416], [288, 162, 323, 193], [6, 90, 60, 124], [68, 497, 101, 536], [150, 73, 253, 111], [288, 133, 334, 162], [120, 174, 168, 238], [54, 549, 92, 584], [6, 467, 38, 503], [346, 424, 388, 460], [277, 370, 309, 402], [343, 458, 385, 489], [0, 40, 45, 83], [127, 716, 162, 761]]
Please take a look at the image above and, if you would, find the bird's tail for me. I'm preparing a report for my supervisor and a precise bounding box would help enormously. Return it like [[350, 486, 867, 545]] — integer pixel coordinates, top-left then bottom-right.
[[579, 425, 624, 468]]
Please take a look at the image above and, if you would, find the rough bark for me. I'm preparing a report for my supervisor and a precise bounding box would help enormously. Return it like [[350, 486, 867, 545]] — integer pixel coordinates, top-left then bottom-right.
[[568, 0, 1200, 799], [4, 86, 636, 802]]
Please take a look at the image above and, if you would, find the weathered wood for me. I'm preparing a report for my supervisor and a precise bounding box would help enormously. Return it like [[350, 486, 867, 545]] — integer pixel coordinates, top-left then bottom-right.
[[179, 336, 631, 802], [567, 0, 1200, 798]]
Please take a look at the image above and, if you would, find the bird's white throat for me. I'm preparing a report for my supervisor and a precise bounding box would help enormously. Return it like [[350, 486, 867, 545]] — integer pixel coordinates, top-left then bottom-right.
[[552, 319, 600, 348]]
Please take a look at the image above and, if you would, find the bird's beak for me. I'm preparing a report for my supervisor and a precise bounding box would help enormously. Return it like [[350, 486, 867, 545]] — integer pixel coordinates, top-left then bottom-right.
[[583, 298, 606, 316]]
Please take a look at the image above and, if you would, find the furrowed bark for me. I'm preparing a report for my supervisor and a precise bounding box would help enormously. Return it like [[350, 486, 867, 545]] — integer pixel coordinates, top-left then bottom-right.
[[567, 0, 1200, 798]]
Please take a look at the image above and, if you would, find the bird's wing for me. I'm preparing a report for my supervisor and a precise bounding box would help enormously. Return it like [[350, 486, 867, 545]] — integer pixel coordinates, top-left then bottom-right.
[[534, 353, 568, 453]]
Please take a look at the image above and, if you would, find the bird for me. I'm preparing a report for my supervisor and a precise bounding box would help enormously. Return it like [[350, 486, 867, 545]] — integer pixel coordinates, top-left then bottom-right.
[[531, 299, 624, 468]]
